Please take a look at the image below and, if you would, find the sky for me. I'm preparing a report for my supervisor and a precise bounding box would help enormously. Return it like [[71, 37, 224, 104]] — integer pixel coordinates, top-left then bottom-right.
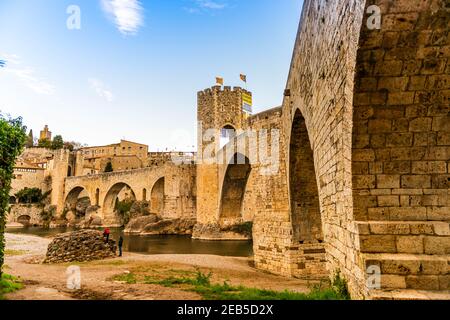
[[0, 0, 303, 151]]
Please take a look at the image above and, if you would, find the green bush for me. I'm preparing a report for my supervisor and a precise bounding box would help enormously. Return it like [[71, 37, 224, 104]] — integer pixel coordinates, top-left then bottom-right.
[[0, 274, 24, 300], [14, 188, 48, 204], [40, 205, 57, 228], [331, 270, 351, 300], [115, 198, 135, 225]]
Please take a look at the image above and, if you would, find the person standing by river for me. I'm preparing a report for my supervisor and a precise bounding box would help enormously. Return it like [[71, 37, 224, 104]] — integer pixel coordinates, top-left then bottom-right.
[[103, 228, 110, 244], [118, 236, 124, 257]]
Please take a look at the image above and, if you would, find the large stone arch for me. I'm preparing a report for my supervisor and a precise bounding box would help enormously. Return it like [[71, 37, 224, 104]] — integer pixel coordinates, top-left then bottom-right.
[[150, 177, 165, 216], [219, 153, 251, 227], [102, 182, 136, 225], [64, 186, 92, 220], [289, 108, 323, 244]]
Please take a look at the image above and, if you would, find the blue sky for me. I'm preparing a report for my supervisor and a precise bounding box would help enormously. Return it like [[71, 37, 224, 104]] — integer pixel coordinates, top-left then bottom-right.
[[0, 0, 303, 151]]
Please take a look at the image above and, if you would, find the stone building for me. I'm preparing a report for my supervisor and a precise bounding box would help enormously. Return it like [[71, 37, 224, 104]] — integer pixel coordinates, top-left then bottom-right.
[[77, 140, 149, 174], [10, 159, 47, 203]]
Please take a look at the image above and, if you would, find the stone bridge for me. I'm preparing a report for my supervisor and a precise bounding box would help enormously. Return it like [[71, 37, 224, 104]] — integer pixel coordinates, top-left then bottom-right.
[[196, 0, 450, 299], [61, 163, 196, 225]]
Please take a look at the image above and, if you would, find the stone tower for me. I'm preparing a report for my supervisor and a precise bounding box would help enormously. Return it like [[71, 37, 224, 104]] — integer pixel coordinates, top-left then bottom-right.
[[49, 149, 70, 213], [194, 85, 252, 238], [39, 125, 52, 141]]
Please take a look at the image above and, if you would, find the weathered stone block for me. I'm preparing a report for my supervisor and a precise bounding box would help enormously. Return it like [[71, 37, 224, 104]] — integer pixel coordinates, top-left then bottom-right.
[[409, 117, 433, 132], [380, 275, 407, 289], [388, 92, 415, 105], [406, 276, 440, 290], [396, 236, 424, 254], [411, 161, 447, 174], [353, 175, 376, 189], [378, 196, 400, 207], [390, 207, 427, 220], [424, 236, 450, 254], [377, 175, 401, 188], [360, 235, 397, 253], [368, 119, 392, 133], [401, 175, 431, 188], [369, 222, 410, 235], [384, 161, 411, 174]]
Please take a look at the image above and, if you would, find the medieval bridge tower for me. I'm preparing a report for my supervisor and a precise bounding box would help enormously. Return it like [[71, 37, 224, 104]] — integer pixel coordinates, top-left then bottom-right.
[[194, 86, 253, 238]]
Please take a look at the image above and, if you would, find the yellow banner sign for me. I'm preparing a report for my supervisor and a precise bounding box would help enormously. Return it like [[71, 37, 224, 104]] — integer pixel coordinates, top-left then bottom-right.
[[242, 93, 252, 106]]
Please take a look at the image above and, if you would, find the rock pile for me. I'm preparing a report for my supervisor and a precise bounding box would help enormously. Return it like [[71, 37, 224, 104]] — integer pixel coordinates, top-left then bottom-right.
[[44, 230, 117, 263], [124, 216, 196, 235], [192, 223, 252, 240]]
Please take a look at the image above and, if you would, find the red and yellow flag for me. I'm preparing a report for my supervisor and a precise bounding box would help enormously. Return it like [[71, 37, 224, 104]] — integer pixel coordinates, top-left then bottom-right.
[[240, 74, 247, 83], [216, 77, 224, 86]]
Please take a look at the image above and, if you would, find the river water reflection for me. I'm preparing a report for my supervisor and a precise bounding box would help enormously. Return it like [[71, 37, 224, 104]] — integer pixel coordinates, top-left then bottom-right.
[[6, 227, 254, 257]]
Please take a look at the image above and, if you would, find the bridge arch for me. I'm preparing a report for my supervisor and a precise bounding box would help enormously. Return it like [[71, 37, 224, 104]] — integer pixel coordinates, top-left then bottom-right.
[[64, 186, 92, 220], [150, 177, 165, 215], [102, 182, 136, 225], [17, 215, 31, 226], [9, 196, 16, 204], [219, 153, 251, 226], [289, 108, 323, 244]]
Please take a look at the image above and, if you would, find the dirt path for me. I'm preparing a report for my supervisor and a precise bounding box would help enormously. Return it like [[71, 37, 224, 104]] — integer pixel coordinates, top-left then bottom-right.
[[4, 233, 320, 300]]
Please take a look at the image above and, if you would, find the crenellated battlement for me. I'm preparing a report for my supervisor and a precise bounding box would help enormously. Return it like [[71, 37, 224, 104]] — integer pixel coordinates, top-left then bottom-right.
[[198, 85, 251, 97]]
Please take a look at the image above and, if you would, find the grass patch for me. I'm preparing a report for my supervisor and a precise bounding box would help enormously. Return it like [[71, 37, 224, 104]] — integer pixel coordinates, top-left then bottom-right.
[[113, 272, 138, 284], [112, 268, 350, 300], [5, 249, 28, 256], [90, 260, 129, 266], [0, 274, 24, 300]]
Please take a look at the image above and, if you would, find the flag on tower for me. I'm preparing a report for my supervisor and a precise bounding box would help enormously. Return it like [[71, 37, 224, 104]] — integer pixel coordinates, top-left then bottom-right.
[[216, 77, 224, 86], [240, 74, 247, 83]]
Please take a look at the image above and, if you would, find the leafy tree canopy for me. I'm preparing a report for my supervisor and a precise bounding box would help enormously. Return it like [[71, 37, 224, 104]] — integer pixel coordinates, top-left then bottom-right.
[[0, 113, 27, 276]]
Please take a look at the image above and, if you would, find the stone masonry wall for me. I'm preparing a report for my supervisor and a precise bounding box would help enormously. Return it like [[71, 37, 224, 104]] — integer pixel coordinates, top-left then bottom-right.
[[261, 0, 368, 297], [352, 0, 450, 296]]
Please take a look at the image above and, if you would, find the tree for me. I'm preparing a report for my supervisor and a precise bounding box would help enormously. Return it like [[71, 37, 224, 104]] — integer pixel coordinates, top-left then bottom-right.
[[51, 135, 64, 150], [14, 188, 48, 204], [0, 113, 27, 277], [38, 138, 52, 149], [104, 161, 113, 173], [26, 130, 34, 148], [64, 141, 86, 151]]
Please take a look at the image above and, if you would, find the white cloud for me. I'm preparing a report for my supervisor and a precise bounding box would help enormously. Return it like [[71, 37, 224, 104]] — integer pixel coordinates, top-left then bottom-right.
[[1, 53, 55, 95], [89, 78, 114, 102], [196, 0, 226, 10], [101, 0, 144, 35], [184, 0, 227, 14]]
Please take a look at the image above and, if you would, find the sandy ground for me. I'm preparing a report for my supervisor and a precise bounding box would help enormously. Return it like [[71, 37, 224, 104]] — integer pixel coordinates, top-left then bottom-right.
[[4, 233, 321, 300]]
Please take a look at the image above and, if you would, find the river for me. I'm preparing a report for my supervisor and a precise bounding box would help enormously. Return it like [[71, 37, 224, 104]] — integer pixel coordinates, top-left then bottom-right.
[[6, 227, 254, 257]]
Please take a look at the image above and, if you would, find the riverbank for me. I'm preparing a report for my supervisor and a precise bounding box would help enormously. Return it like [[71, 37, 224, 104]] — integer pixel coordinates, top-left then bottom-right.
[[4, 233, 324, 300]]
